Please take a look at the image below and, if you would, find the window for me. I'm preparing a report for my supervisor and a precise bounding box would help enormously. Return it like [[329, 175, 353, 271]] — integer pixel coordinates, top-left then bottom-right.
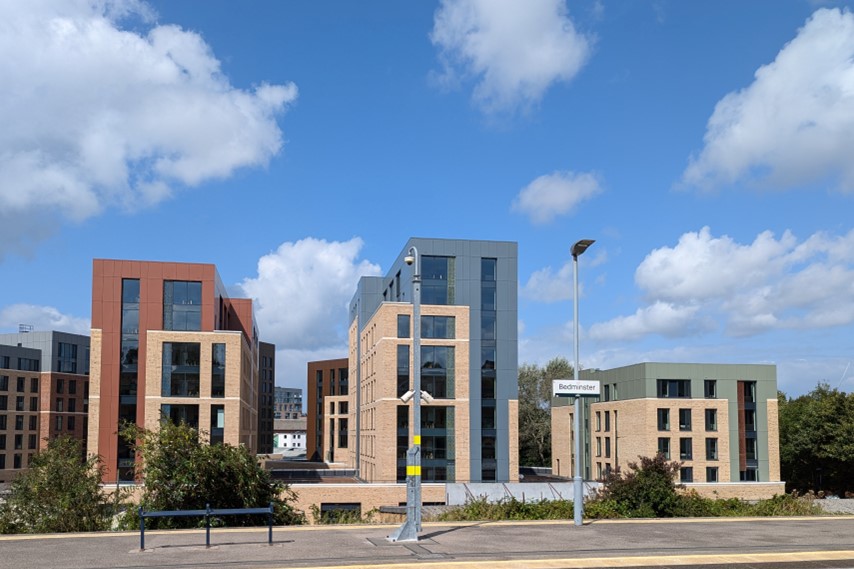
[[422, 256, 454, 305], [596, 437, 602, 457], [705, 438, 718, 460], [657, 408, 670, 431], [704, 380, 717, 398], [603, 384, 611, 402], [14, 434, 22, 449], [422, 316, 455, 339], [163, 281, 203, 331], [57, 379, 64, 394], [13, 454, 21, 469], [604, 411, 611, 432], [595, 411, 601, 432], [68, 416, 76, 431], [57, 342, 78, 374], [68, 398, 76, 413], [337, 418, 348, 448], [706, 467, 719, 482], [680, 467, 693, 483], [742, 381, 756, 403], [28, 415, 36, 430], [17, 377, 25, 392], [0, 434, 5, 449], [211, 343, 226, 398], [161, 404, 200, 429], [421, 346, 454, 399], [745, 437, 758, 460], [55, 416, 62, 431], [210, 405, 225, 445], [15, 415, 23, 430], [28, 434, 36, 449], [744, 409, 756, 431], [658, 437, 670, 459], [604, 437, 611, 458], [705, 409, 717, 431], [397, 314, 410, 338], [56, 398, 63, 412], [29, 397, 37, 411], [679, 409, 692, 431], [679, 437, 693, 460], [657, 379, 691, 398], [0, 376, 7, 390], [161, 342, 201, 397], [30, 377, 38, 393], [68, 380, 76, 394], [0, 415, 5, 429], [396, 344, 410, 398], [15, 396, 24, 411], [740, 468, 758, 481], [0, 395, 5, 409]]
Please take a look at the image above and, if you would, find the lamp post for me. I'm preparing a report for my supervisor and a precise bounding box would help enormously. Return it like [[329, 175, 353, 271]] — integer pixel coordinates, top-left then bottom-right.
[[571, 239, 595, 527], [388, 246, 422, 542]]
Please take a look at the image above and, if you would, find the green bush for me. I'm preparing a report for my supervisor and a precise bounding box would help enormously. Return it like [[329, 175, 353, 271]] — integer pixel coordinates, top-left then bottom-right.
[[437, 497, 573, 521], [0, 436, 123, 534], [592, 454, 683, 518], [119, 420, 305, 530]]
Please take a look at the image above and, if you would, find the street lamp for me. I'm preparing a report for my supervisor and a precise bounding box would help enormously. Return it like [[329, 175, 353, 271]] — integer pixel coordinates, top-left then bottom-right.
[[571, 239, 594, 527], [388, 246, 422, 542]]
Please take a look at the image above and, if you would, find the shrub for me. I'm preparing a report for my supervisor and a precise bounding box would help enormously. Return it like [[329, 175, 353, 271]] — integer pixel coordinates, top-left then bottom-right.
[[119, 420, 304, 529], [0, 436, 122, 534], [592, 454, 683, 518], [437, 497, 573, 521]]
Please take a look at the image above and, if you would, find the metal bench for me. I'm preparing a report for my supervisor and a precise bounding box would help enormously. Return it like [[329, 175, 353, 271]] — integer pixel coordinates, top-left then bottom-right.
[[138, 503, 274, 550]]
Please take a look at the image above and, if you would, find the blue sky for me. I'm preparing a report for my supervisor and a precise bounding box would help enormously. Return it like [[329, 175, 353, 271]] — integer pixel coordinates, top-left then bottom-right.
[[1, 0, 853, 396]]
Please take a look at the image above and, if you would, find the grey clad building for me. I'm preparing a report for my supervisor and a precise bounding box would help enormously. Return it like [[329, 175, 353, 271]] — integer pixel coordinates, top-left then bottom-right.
[[340, 238, 519, 483]]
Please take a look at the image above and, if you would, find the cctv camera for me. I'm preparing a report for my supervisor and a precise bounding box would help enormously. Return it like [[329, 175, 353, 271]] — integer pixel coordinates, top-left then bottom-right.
[[420, 390, 435, 404], [399, 390, 415, 403], [404, 256, 414, 266]]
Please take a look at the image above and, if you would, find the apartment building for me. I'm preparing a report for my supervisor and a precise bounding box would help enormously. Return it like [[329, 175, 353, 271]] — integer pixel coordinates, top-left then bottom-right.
[[344, 238, 519, 483], [0, 331, 91, 483], [275, 386, 304, 420], [306, 359, 348, 462], [552, 362, 783, 499], [88, 259, 262, 484], [258, 342, 276, 454]]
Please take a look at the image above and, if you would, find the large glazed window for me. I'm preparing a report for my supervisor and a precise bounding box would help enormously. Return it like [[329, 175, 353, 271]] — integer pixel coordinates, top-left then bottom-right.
[[211, 343, 226, 398], [421, 256, 454, 305], [421, 346, 454, 399], [163, 281, 202, 331], [161, 342, 201, 397]]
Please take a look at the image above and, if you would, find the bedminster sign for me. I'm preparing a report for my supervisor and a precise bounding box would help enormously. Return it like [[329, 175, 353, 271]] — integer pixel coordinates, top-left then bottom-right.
[[552, 379, 601, 397]]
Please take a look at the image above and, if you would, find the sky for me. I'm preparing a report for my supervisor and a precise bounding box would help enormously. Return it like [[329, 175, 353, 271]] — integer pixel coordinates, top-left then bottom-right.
[[1, 0, 853, 398]]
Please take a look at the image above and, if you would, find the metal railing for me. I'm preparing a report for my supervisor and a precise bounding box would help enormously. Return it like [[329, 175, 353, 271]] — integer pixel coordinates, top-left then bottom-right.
[[138, 503, 274, 550]]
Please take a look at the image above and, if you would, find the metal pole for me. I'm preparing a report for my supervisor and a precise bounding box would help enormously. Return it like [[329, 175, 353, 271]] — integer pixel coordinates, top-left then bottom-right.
[[268, 502, 273, 545], [139, 507, 145, 551], [572, 251, 583, 527], [388, 246, 421, 542], [570, 238, 594, 527]]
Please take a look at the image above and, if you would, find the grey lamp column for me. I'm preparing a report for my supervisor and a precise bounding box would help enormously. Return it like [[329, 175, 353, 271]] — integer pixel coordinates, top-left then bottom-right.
[[571, 239, 595, 527], [388, 246, 422, 542]]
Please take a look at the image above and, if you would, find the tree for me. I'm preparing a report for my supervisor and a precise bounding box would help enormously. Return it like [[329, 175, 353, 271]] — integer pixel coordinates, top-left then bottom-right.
[[518, 357, 573, 467], [594, 454, 683, 518], [0, 436, 118, 533], [779, 384, 854, 495], [120, 420, 305, 529]]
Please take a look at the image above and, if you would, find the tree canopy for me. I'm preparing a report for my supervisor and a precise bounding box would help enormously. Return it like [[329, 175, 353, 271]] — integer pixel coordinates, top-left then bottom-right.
[[779, 383, 854, 495], [0, 436, 119, 533], [518, 357, 573, 467], [120, 420, 305, 529]]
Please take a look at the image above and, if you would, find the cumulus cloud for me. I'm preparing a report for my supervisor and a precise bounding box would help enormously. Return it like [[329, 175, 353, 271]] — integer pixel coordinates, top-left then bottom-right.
[[512, 171, 602, 224], [683, 8, 854, 191], [430, 0, 592, 113], [592, 227, 854, 342], [0, 304, 90, 335], [238, 237, 381, 353], [0, 0, 297, 258]]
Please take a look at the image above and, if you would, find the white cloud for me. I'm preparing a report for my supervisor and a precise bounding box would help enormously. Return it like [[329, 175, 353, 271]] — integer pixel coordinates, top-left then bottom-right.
[[521, 262, 574, 302], [512, 171, 602, 224], [683, 8, 854, 192], [275, 346, 348, 391], [0, 304, 90, 335], [588, 302, 712, 342], [238, 237, 381, 353], [430, 0, 592, 113], [0, 0, 297, 258], [595, 227, 854, 340]]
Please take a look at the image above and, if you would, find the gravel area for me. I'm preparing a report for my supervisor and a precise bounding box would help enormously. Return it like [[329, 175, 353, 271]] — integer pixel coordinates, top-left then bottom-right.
[[816, 498, 854, 514]]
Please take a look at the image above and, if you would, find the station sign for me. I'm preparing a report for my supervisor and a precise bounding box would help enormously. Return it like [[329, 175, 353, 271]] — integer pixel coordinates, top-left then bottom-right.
[[552, 379, 601, 397]]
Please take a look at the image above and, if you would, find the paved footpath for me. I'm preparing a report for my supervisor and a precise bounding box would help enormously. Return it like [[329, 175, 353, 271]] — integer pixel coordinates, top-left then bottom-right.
[[2, 516, 854, 569]]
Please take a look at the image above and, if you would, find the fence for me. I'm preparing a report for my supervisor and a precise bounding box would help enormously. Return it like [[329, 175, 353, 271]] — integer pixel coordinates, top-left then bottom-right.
[[138, 503, 274, 550]]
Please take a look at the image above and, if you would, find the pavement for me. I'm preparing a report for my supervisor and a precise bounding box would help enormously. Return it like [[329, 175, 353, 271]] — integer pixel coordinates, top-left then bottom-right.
[[2, 516, 854, 569]]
